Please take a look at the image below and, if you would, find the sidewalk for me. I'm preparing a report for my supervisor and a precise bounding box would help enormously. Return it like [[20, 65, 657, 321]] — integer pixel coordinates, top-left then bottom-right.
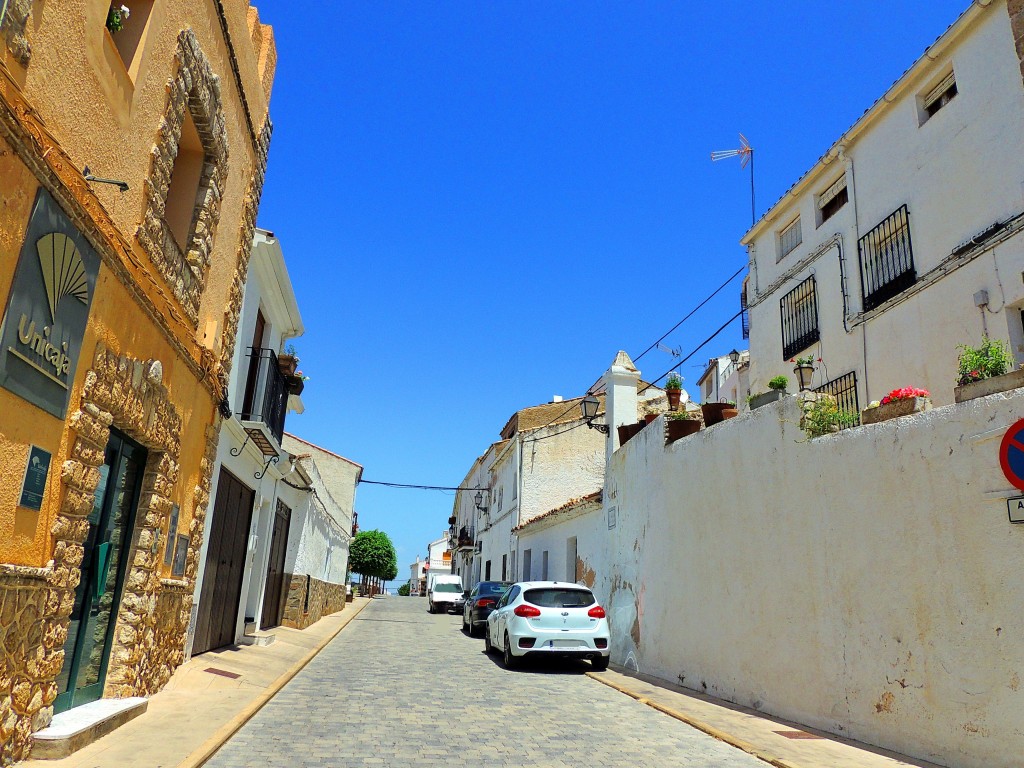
[[23, 598, 372, 768], [587, 668, 947, 768]]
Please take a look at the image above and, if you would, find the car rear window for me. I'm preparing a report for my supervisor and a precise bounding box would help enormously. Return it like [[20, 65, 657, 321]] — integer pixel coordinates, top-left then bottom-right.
[[480, 583, 511, 595], [523, 588, 595, 608], [434, 583, 462, 593]]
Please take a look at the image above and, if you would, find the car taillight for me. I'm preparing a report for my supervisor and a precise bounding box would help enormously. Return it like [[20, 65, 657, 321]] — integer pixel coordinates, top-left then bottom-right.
[[476, 598, 495, 608], [514, 604, 541, 618], [588, 605, 606, 619]]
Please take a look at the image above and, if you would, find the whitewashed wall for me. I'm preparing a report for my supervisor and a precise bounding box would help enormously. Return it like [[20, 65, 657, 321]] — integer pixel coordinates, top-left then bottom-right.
[[595, 391, 1024, 768], [516, 504, 605, 586], [745, 3, 1024, 405]]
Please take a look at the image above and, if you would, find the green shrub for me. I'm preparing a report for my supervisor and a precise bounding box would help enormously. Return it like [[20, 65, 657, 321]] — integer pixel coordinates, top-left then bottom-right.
[[957, 337, 1014, 386], [768, 375, 788, 391], [802, 395, 858, 438]]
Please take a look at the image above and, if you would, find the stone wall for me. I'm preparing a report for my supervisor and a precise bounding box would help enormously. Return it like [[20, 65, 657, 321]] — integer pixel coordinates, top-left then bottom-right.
[[281, 574, 345, 631]]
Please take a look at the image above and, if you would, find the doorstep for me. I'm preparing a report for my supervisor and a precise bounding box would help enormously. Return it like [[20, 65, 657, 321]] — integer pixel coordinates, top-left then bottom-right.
[[31, 698, 148, 760], [239, 631, 277, 647]]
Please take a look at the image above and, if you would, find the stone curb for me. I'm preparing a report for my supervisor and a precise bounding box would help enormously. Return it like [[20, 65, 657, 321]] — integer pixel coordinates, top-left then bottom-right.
[[177, 599, 372, 768], [585, 671, 800, 768]]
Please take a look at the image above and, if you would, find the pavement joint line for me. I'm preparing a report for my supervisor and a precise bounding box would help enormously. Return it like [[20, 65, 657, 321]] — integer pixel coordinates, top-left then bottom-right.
[[177, 598, 372, 768], [585, 671, 801, 768]]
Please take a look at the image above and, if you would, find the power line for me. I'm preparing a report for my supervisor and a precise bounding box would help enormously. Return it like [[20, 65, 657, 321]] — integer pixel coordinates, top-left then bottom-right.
[[358, 479, 487, 492], [640, 310, 743, 394], [633, 265, 745, 363]]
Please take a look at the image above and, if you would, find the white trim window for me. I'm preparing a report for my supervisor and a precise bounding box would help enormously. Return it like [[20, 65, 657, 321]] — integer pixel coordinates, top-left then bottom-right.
[[817, 176, 848, 225], [921, 70, 957, 122], [778, 217, 803, 261]]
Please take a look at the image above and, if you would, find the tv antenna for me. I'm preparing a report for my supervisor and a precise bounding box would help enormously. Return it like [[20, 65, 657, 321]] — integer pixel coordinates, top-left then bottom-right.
[[657, 343, 681, 360], [711, 133, 755, 226]]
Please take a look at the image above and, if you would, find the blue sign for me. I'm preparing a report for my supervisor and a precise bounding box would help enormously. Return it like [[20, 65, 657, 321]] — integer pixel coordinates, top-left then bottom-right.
[[999, 419, 1024, 492], [19, 445, 51, 511]]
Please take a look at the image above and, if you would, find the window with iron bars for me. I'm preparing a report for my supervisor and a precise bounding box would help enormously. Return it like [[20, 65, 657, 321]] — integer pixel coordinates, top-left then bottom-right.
[[740, 282, 750, 340], [815, 371, 860, 429], [780, 275, 820, 360], [859, 205, 915, 311]]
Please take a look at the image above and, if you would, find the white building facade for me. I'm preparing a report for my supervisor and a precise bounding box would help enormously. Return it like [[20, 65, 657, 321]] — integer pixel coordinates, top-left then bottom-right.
[[741, 1, 1024, 413]]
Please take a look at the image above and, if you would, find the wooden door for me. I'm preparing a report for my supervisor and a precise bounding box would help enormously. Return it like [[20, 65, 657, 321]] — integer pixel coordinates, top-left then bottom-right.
[[192, 469, 255, 655], [260, 500, 291, 629]]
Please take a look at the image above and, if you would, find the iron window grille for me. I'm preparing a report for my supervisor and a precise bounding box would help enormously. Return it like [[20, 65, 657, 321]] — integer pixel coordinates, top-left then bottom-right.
[[779, 217, 802, 260], [238, 347, 289, 445], [740, 282, 750, 340], [858, 204, 915, 311], [780, 275, 820, 360], [815, 371, 860, 429]]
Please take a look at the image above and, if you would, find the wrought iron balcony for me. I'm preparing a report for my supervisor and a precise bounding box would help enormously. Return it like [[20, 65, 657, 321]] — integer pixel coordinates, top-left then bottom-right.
[[456, 526, 475, 551], [237, 347, 289, 455]]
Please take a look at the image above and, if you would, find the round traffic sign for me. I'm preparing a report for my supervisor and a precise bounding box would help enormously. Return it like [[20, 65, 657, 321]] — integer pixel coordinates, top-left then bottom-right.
[[999, 419, 1024, 491]]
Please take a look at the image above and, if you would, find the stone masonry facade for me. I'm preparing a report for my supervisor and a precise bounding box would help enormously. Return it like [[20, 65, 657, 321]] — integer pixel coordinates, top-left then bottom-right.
[[137, 30, 230, 328], [281, 574, 346, 631]]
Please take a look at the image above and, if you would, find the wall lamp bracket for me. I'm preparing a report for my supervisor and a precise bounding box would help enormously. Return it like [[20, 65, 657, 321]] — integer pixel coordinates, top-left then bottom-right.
[[83, 166, 129, 192], [580, 395, 610, 434]]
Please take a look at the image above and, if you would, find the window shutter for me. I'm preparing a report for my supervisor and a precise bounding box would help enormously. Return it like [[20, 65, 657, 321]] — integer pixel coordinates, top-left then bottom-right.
[[924, 71, 956, 106], [818, 176, 847, 209]]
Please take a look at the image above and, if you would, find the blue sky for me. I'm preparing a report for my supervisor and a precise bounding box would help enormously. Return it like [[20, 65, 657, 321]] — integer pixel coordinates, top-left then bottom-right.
[[254, 1, 969, 582]]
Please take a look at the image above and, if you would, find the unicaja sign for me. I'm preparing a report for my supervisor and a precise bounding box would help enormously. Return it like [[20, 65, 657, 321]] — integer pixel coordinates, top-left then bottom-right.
[[0, 189, 99, 418]]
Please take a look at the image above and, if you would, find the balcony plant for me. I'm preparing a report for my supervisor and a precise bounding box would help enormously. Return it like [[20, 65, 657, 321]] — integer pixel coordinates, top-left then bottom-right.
[[701, 400, 738, 426], [791, 355, 817, 391], [278, 343, 299, 376], [749, 375, 790, 411], [666, 409, 701, 443], [861, 387, 931, 425], [954, 337, 1023, 403], [616, 420, 646, 447], [801, 393, 858, 438], [665, 372, 683, 411], [106, 4, 130, 33]]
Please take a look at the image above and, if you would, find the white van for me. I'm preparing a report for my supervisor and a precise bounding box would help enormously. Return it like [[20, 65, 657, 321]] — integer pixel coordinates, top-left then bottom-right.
[[426, 573, 463, 614]]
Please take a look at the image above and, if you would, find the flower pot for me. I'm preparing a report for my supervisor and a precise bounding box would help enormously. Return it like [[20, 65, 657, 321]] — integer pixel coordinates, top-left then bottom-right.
[[749, 390, 787, 411], [616, 421, 645, 446], [794, 365, 815, 391], [666, 419, 701, 443], [286, 376, 305, 396], [701, 403, 738, 426], [954, 368, 1024, 403], [861, 396, 931, 425], [644, 413, 659, 424], [277, 353, 298, 377], [666, 389, 682, 410]]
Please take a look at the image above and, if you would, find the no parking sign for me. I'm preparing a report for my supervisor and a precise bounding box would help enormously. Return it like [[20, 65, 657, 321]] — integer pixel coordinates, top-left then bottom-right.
[[999, 419, 1024, 522]]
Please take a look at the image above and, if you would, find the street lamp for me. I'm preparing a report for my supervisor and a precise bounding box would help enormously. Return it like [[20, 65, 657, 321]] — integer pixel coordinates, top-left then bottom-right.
[[474, 490, 488, 512], [580, 395, 609, 434], [728, 349, 740, 365]]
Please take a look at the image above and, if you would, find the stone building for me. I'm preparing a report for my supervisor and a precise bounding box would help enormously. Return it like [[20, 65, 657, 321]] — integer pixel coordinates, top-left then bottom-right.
[[0, 1, 275, 761]]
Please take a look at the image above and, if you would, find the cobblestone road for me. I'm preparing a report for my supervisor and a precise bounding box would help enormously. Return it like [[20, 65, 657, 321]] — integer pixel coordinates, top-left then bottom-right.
[[206, 597, 767, 767]]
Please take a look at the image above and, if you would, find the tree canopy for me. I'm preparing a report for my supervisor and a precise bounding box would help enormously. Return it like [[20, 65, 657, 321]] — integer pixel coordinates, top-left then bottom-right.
[[349, 529, 397, 581]]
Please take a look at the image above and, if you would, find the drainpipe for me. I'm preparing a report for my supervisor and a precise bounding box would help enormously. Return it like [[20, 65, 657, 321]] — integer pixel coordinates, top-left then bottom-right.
[[836, 143, 871, 401]]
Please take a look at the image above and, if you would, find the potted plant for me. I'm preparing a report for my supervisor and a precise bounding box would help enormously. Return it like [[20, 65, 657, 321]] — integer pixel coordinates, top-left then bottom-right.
[[286, 372, 308, 396], [701, 400, 738, 426], [749, 375, 789, 410], [616, 420, 646, 447], [278, 343, 299, 376], [665, 372, 683, 411], [106, 4, 130, 33], [954, 337, 1023, 403], [861, 387, 931, 425], [791, 354, 816, 391], [666, 409, 701, 443]]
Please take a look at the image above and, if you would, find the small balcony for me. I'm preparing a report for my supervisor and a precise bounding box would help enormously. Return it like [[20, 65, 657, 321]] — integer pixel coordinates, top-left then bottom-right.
[[456, 526, 475, 552], [238, 347, 289, 456]]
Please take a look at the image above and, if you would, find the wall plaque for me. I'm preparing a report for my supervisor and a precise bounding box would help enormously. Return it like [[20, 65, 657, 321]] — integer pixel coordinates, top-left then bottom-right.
[[172, 533, 189, 577], [164, 504, 180, 565], [0, 188, 100, 419], [19, 445, 51, 511]]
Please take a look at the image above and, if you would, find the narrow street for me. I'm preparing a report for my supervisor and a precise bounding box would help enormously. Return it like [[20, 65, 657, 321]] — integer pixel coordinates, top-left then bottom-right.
[[205, 597, 767, 767]]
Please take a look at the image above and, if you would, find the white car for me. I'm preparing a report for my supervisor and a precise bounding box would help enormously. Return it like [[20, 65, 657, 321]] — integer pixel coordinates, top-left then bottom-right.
[[485, 581, 610, 670]]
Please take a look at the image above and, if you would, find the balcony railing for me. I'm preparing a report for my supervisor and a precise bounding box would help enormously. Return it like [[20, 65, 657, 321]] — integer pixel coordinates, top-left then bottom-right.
[[456, 526, 475, 550], [239, 347, 289, 448]]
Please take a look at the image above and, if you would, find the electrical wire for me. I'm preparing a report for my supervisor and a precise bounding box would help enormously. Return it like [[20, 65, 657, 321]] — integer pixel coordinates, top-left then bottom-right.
[[632, 265, 746, 363], [359, 479, 487, 492], [639, 310, 743, 394]]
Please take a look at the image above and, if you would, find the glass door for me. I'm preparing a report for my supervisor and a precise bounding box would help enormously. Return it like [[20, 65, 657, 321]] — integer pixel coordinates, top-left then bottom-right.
[[54, 430, 147, 713]]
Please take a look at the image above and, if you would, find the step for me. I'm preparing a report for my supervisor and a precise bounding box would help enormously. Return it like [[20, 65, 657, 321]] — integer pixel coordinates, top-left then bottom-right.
[[32, 697, 148, 759], [239, 630, 276, 647]]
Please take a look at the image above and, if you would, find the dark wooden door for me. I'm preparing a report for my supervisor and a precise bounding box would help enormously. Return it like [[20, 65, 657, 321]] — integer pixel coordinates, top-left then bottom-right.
[[192, 468, 255, 655], [260, 500, 291, 629]]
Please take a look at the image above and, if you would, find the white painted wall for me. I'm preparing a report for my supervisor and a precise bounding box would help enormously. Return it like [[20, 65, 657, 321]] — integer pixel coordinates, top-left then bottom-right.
[[594, 391, 1024, 768], [516, 502, 605, 586], [744, 3, 1024, 406]]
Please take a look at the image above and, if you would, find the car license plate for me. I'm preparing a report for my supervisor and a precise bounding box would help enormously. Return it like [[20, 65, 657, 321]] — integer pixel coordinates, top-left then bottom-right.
[[547, 639, 580, 649]]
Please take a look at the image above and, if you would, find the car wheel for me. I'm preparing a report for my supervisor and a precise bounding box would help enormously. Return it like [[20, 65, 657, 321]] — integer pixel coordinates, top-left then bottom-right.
[[483, 627, 493, 654], [427, 601, 434, 614], [503, 632, 518, 669], [591, 655, 609, 671], [461, 613, 468, 633]]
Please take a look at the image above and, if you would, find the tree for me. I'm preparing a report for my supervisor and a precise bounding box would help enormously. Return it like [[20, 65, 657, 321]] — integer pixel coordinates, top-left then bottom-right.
[[349, 529, 397, 583], [397, 581, 410, 596]]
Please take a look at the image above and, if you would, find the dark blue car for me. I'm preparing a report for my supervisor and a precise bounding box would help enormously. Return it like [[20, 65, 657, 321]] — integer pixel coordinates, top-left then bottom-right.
[[462, 581, 512, 636]]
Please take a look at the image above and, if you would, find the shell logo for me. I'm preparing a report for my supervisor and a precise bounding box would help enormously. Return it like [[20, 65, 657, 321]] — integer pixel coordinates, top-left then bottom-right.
[[36, 233, 89, 322]]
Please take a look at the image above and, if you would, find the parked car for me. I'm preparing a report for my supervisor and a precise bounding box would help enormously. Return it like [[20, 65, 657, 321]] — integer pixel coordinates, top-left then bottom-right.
[[484, 581, 610, 670], [426, 573, 463, 613], [461, 581, 512, 636], [451, 589, 469, 615]]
